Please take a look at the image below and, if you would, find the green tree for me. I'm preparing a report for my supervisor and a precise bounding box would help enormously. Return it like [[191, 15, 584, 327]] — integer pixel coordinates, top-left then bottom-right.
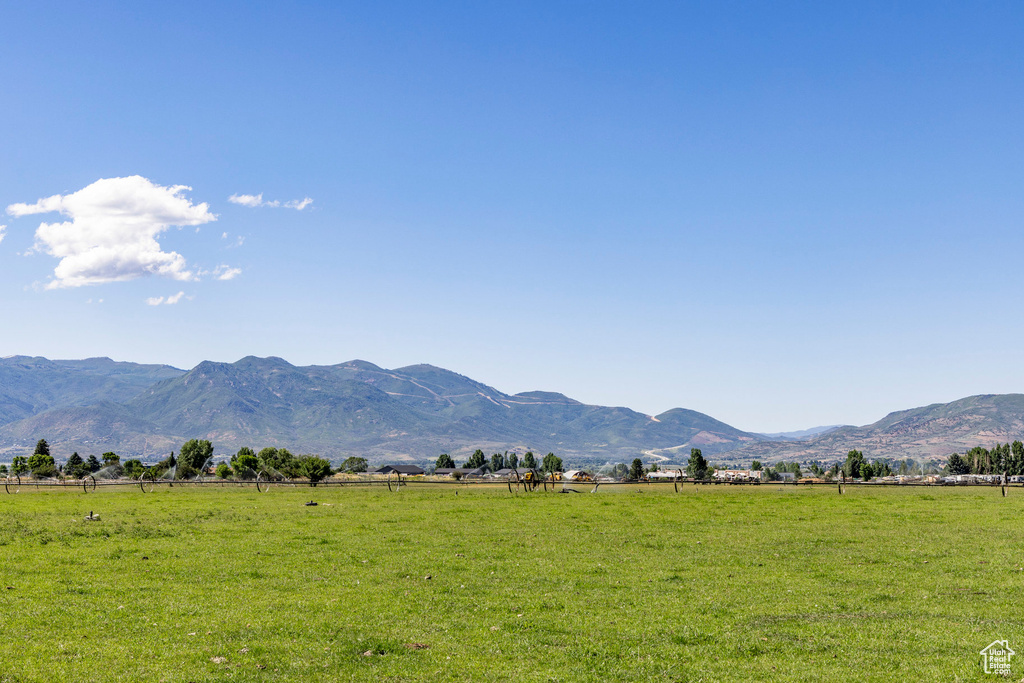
[[27, 452, 57, 478], [233, 452, 259, 477], [0, 464, 7, 475], [254, 447, 298, 476], [491, 453, 505, 471], [339, 456, 369, 473], [179, 439, 214, 475], [1010, 441, 1024, 476], [215, 461, 232, 479], [102, 452, 120, 466], [751, 460, 762, 471], [65, 452, 85, 479], [12, 456, 28, 475], [435, 453, 455, 470], [686, 448, 709, 480], [842, 450, 865, 479], [542, 452, 562, 473], [122, 459, 144, 479], [464, 449, 487, 469], [33, 439, 50, 457], [151, 452, 176, 478], [507, 453, 519, 469], [861, 462, 874, 481], [522, 451, 537, 469], [297, 455, 332, 485], [610, 463, 629, 480], [967, 446, 991, 475], [629, 458, 645, 480], [946, 453, 971, 475]]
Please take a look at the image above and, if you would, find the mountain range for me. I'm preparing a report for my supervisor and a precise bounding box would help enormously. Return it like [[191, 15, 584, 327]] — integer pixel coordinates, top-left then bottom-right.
[[1, 355, 1022, 467]]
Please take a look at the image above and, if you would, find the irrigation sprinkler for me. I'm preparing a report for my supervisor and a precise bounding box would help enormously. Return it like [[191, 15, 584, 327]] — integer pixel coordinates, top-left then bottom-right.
[[83, 475, 97, 493], [673, 469, 684, 493], [140, 471, 156, 493], [508, 469, 521, 493], [387, 471, 403, 492], [256, 471, 272, 493], [5, 475, 20, 494]]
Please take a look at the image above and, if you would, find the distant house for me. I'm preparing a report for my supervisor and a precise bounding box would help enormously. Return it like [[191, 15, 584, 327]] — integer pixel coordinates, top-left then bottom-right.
[[562, 470, 593, 482], [777, 472, 796, 482], [372, 465, 425, 476], [713, 469, 762, 481], [434, 467, 486, 478]]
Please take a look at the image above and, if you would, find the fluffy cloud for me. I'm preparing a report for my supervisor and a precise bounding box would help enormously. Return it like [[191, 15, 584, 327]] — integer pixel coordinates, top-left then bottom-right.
[[214, 265, 242, 281], [0, 224, 6, 244], [228, 192, 313, 210], [227, 193, 264, 207], [7, 176, 216, 289], [145, 291, 185, 306]]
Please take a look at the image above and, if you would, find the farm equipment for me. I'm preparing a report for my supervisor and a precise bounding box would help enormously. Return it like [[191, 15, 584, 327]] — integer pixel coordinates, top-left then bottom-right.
[[507, 468, 558, 492]]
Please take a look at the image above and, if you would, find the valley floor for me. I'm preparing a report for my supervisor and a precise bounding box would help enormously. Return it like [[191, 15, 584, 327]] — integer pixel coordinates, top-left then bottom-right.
[[0, 484, 1021, 681]]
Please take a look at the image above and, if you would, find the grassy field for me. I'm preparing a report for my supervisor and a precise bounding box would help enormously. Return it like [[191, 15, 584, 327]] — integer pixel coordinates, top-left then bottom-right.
[[0, 482, 1021, 682]]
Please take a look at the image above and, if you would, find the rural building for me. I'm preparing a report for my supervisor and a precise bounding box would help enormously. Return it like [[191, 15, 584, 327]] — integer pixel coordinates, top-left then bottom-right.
[[562, 470, 593, 482], [713, 469, 764, 482], [372, 465, 425, 476], [433, 467, 486, 478], [490, 468, 524, 478]]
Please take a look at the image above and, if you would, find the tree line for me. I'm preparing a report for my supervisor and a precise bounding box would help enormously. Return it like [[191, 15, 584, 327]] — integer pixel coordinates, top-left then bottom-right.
[[1, 438, 337, 484], [945, 442, 1024, 476], [434, 450, 564, 474]]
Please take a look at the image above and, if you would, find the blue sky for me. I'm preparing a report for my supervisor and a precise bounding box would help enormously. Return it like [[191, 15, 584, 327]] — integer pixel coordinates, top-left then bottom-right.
[[2, 2, 1024, 431]]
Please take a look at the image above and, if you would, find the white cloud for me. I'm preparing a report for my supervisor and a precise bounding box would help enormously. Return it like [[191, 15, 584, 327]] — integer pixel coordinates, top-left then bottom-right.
[[229, 192, 313, 211], [228, 193, 265, 207], [145, 290, 185, 306], [220, 232, 244, 248], [0, 224, 6, 244], [7, 176, 216, 289], [214, 265, 242, 281], [283, 197, 313, 210]]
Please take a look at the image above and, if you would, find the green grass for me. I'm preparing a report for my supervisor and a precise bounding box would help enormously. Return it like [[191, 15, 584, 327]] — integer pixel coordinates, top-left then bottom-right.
[[0, 483, 1021, 681]]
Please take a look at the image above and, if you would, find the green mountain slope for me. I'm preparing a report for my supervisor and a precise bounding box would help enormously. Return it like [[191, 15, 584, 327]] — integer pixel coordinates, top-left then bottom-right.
[[6, 356, 1020, 467], [0, 355, 184, 427], [0, 356, 756, 463]]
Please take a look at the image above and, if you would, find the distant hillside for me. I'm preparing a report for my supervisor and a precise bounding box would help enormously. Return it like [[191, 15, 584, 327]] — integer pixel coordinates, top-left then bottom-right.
[[756, 425, 844, 441], [4, 355, 1023, 468], [0, 356, 759, 464], [722, 394, 1024, 464], [0, 356, 183, 428]]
